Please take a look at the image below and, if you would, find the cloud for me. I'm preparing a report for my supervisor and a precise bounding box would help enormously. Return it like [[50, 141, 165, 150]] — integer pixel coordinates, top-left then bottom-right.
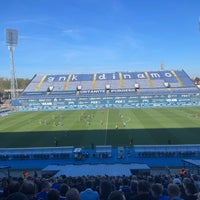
[[6, 16, 55, 26], [61, 29, 82, 40]]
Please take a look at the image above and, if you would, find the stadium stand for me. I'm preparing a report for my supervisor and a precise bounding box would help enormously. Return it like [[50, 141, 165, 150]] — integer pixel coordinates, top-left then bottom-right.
[[1, 144, 200, 173], [2, 168, 198, 200], [16, 70, 200, 111]]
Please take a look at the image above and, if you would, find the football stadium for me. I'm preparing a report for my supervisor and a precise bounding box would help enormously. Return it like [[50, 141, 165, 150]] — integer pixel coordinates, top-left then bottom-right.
[[2, 1, 200, 199], [1, 69, 200, 177]]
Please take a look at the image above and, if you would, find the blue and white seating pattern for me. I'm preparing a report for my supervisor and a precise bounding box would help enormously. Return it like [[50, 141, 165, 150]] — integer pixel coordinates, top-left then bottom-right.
[[17, 69, 200, 111], [21, 70, 198, 94]]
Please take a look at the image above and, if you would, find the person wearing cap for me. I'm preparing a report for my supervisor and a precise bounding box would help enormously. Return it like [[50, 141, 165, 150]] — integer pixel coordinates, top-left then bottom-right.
[[173, 175, 181, 185]]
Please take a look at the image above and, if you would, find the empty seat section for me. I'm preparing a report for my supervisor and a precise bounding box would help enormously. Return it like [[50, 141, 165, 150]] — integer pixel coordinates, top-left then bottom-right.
[[95, 80, 107, 90], [135, 79, 150, 88], [109, 80, 121, 89], [67, 81, 80, 90], [80, 81, 92, 90], [24, 75, 44, 92], [175, 70, 195, 87], [37, 81, 51, 92], [149, 79, 165, 88], [50, 81, 66, 91]]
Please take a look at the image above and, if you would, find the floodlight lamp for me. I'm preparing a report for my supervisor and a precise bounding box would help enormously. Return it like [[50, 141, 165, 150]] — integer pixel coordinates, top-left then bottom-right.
[[5, 29, 18, 46]]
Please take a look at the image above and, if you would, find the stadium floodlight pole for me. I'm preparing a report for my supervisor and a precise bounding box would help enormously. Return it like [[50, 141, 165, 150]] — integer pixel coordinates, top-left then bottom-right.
[[199, 17, 200, 33], [5, 29, 18, 100]]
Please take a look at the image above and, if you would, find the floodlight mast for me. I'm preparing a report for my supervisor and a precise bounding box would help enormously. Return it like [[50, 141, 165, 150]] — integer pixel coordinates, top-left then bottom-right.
[[5, 29, 18, 100], [199, 17, 200, 33]]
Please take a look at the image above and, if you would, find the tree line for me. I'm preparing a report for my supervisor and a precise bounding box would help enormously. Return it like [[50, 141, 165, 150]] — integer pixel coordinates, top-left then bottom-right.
[[0, 77, 30, 100], [194, 77, 200, 85]]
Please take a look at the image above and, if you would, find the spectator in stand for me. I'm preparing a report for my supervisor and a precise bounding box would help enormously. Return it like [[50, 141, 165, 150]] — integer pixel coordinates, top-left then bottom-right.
[[129, 180, 138, 200], [19, 180, 37, 200], [59, 183, 70, 200], [66, 188, 80, 200], [191, 174, 200, 192], [180, 177, 193, 199], [108, 190, 126, 200], [23, 172, 29, 179], [6, 192, 28, 200], [0, 177, 9, 199], [99, 180, 113, 200], [132, 180, 155, 200], [36, 181, 51, 200], [119, 178, 131, 200], [173, 175, 182, 185], [47, 189, 59, 200], [7, 180, 20, 195], [80, 180, 99, 200], [197, 192, 200, 200], [182, 182, 197, 200], [74, 177, 85, 192], [51, 178, 61, 191], [179, 169, 187, 178], [151, 183, 169, 200], [167, 184, 183, 200]]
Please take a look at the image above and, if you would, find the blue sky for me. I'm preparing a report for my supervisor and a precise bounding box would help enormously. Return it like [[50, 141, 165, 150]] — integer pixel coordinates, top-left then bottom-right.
[[0, 0, 200, 79]]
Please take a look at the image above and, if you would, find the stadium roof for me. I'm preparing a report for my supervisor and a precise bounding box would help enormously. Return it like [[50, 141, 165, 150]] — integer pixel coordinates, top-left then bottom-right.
[[42, 163, 150, 177], [183, 159, 200, 174], [183, 159, 200, 166]]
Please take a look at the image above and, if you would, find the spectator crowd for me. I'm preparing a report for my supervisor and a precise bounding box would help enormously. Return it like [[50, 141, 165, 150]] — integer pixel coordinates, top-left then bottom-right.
[[1, 170, 200, 200]]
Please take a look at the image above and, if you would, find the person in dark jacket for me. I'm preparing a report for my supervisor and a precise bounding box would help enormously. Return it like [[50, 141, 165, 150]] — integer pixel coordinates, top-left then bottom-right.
[[132, 180, 155, 200]]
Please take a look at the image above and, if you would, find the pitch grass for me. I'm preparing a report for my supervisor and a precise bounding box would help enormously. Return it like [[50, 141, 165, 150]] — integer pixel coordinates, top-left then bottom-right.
[[0, 107, 199, 148]]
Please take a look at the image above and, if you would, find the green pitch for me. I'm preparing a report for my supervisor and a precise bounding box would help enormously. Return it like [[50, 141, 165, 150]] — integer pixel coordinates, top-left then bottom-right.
[[0, 107, 199, 148]]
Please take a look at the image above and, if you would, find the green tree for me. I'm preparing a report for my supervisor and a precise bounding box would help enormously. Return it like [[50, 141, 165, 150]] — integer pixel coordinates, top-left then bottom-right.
[[0, 77, 30, 101]]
